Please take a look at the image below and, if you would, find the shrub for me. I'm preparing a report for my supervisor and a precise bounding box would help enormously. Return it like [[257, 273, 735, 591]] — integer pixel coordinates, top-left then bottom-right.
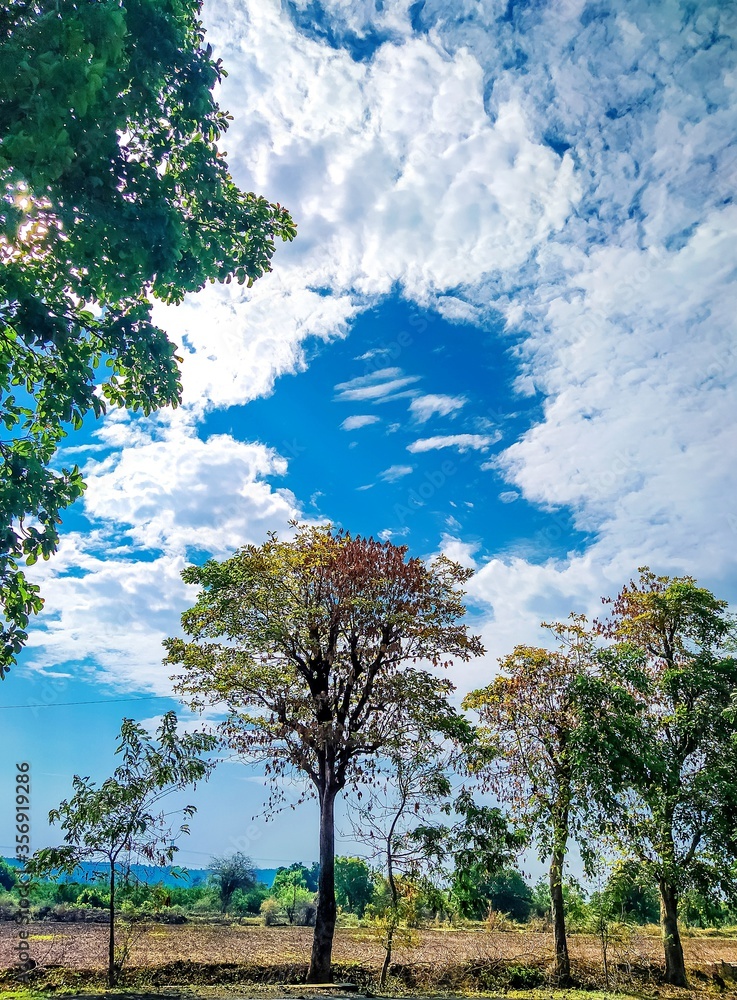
[[260, 897, 285, 926], [506, 964, 545, 987], [231, 885, 270, 916]]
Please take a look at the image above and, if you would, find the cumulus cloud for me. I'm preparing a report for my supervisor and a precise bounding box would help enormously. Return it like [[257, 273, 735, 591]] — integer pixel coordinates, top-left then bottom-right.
[[439, 534, 481, 571], [409, 393, 466, 422], [83, 425, 299, 559], [152, 279, 357, 415], [200, 0, 581, 302], [24, 416, 303, 688], [407, 434, 498, 454]]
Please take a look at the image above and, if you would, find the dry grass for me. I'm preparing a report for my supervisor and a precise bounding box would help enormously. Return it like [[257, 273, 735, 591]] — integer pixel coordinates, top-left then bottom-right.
[[1, 922, 737, 993]]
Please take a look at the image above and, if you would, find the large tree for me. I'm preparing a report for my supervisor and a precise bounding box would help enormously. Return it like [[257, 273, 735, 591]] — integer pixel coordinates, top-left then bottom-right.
[[27, 712, 215, 986], [463, 616, 623, 983], [165, 523, 483, 982], [0, 0, 296, 676], [595, 568, 737, 986]]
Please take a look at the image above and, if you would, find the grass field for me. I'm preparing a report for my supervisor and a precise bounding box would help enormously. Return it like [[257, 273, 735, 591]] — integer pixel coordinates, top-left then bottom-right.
[[2, 922, 737, 994]]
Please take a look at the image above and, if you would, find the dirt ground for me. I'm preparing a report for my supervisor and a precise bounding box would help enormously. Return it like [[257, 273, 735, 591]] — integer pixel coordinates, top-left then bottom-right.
[[2, 923, 737, 996], [3, 922, 737, 972]]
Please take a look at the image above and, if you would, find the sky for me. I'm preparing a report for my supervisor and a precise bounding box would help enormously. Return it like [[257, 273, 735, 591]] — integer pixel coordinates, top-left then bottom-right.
[[1, 0, 736, 880]]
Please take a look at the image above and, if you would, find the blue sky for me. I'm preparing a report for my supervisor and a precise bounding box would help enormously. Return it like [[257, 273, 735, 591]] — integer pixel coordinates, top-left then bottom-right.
[[1, 0, 736, 879]]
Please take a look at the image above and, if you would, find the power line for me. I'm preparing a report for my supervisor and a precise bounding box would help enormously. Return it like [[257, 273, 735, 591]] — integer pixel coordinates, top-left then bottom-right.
[[0, 695, 175, 710]]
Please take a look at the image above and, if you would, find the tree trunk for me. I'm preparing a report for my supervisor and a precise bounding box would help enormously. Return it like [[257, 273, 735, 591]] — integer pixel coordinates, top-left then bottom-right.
[[549, 847, 571, 984], [308, 786, 337, 983], [660, 879, 687, 986], [380, 844, 400, 988], [108, 862, 116, 988], [380, 917, 396, 989]]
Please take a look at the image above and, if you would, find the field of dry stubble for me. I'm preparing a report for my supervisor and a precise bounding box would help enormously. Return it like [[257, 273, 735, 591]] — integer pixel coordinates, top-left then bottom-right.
[[3, 921, 737, 989]]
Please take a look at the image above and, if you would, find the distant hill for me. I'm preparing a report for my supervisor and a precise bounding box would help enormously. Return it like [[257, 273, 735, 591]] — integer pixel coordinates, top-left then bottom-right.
[[4, 857, 277, 888]]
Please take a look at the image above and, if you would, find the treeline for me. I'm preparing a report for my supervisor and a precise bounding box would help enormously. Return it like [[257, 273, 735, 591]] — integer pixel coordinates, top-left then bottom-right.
[[4, 854, 736, 930]]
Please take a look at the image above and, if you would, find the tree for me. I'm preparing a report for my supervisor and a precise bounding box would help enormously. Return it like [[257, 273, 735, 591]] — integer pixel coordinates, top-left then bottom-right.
[[27, 712, 215, 986], [349, 749, 452, 987], [0, 0, 296, 676], [273, 861, 320, 893], [0, 857, 16, 891], [463, 617, 603, 983], [272, 868, 315, 925], [334, 857, 374, 917], [451, 867, 533, 922], [165, 523, 483, 982], [208, 851, 256, 914], [350, 743, 520, 986], [597, 860, 660, 926], [595, 568, 737, 986]]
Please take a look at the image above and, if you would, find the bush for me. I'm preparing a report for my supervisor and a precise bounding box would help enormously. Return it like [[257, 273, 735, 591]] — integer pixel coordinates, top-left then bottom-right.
[[48, 904, 109, 922], [190, 892, 220, 913], [506, 964, 545, 987], [53, 882, 85, 905], [260, 897, 285, 926], [484, 909, 517, 932], [77, 886, 110, 908], [231, 885, 269, 916]]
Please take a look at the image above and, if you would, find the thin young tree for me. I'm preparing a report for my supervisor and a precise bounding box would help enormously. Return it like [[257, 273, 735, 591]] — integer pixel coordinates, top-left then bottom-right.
[[349, 749, 451, 987], [27, 713, 215, 986], [165, 523, 483, 982], [349, 739, 521, 987], [595, 568, 737, 986]]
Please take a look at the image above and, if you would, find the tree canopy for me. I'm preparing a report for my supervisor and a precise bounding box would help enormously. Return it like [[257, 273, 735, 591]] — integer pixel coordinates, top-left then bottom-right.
[[166, 523, 483, 981], [208, 851, 257, 914], [0, 0, 295, 675]]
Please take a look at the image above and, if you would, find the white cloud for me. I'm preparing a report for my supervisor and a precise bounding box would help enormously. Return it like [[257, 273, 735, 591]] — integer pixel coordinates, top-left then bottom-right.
[[200, 1, 581, 302], [334, 367, 422, 402], [407, 434, 498, 454], [23, 417, 304, 688], [379, 464, 414, 482], [152, 279, 357, 415], [378, 526, 410, 542], [439, 534, 481, 571], [340, 414, 381, 430], [83, 425, 299, 559], [409, 393, 466, 422]]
